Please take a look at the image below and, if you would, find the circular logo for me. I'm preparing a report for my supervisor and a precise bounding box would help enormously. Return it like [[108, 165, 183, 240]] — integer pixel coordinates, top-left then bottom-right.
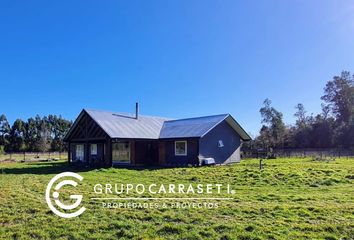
[[45, 172, 86, 218]]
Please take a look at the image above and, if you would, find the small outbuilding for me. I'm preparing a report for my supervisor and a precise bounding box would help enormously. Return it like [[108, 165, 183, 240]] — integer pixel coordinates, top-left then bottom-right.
[[64, 105, 251, 167]]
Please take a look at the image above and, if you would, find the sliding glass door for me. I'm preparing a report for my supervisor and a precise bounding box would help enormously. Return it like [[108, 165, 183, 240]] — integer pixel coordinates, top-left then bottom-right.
[[112, 141, 130, 164]]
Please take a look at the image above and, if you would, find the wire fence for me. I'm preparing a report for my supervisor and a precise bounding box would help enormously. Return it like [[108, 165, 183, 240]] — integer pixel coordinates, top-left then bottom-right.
[[0, 152, 68, 162], [242, 148, 354, 159]]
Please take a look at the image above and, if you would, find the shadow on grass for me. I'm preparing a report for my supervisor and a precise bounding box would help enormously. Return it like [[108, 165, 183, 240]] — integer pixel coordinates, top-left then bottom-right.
[[112, 164, 206, 172], [0, 161, 94, 175], [1, 161, 207, 175]]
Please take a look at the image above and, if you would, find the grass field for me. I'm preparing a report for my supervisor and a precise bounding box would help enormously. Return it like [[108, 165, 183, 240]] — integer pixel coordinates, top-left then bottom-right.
[[0, 158, 353, 239]]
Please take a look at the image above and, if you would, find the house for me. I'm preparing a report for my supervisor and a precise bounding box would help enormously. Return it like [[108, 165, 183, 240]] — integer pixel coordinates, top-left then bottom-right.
[[63, 104, 251, 167]]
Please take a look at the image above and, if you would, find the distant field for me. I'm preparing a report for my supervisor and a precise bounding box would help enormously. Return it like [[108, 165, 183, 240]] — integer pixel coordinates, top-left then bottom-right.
[[0, 158, 353, 239], [0, 152, 67, 162]]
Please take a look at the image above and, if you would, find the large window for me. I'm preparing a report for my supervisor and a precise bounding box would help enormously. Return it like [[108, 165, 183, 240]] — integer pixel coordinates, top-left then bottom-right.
[[112, 142, 130, 164], [76, 144, 84, 161], [91, 144, 97, 155], [175, 141, 187, 156]]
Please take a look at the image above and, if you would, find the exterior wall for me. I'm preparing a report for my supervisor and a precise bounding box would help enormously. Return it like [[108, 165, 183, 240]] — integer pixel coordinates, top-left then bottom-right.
[[134, 140, 159, 165], [158, 141, 166, 165], [199, 120, 241, 164], [88, 143, 104, 166], [161, 138, 199, 166]]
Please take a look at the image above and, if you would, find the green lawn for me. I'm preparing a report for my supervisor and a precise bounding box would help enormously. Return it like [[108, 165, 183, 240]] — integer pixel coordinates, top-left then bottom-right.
[[0, 158, 353, 239]]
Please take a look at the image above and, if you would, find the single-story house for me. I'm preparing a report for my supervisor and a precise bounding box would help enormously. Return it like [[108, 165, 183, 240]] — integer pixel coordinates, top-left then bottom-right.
[[64, 104, 251, 167]]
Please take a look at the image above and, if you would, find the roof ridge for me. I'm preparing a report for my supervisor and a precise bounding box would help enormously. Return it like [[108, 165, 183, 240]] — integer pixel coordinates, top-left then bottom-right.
[[84, 109, 228, 122], [84, 108, 171, 120], [165, 113, 229, 123]]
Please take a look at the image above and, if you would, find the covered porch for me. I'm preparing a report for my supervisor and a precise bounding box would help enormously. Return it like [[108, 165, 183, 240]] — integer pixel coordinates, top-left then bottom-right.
[[64, 109, 162, 167], [68, 139, 160, 167]]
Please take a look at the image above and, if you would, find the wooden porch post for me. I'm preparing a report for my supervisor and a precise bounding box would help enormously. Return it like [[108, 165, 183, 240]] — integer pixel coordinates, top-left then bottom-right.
[[104, 138, 112, 167], [130, 140, 135, 165], [68, 142, 71, 163]]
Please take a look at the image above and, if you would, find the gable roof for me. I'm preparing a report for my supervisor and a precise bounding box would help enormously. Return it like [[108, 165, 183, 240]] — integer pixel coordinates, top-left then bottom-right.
[[159, 114, 252, 141], [159, 114, 228, 139], [64, 109, 251, 141], [85, 109, 168, 139]]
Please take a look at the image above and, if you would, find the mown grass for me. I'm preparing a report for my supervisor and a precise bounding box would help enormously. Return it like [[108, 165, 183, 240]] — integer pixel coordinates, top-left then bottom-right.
[[0, 158, 353, 239]]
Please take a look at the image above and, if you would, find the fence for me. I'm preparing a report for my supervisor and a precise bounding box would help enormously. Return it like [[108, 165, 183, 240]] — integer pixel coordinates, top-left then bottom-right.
[[0, 152, 68, 162], [242, 148, 354, 159]]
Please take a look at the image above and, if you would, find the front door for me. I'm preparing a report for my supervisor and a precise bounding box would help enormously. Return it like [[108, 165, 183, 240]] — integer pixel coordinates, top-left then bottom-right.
[[112, 141, 130, 165]]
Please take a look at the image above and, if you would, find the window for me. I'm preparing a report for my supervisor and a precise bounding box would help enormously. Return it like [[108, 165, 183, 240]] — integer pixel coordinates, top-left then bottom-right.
[[76, 144, 84, 161], [218, 140, 224, 148], [112, 142, 130, 164], [91, 144, 97, 155], [175, 141, 187, 156]]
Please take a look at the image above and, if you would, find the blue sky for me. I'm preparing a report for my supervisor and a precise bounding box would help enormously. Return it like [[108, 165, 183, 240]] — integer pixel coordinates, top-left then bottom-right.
[[1, 1, 353, 136]]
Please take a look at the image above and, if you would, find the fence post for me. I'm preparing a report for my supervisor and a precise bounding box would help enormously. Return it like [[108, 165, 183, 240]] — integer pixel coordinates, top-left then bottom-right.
[[23, 152, 25, 162]]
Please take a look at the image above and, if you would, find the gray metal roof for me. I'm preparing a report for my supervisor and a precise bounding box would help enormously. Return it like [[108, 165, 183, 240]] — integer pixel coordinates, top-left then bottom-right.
[[85, 109, 168, 139], [159, 114, 229, 138], [67, 109, 251, 141]]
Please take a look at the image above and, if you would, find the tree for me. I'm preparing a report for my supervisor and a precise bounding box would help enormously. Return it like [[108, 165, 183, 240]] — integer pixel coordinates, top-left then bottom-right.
[[259, 99, 286, 148], [321, 71, 354, 148], [310, 114, 334, 148], [36, 116, 51, 152], [321, 71, 354, 123], [292, 104, 312, 148], [49, 115, 72, 152], [294, 103, 307, 127], [0, 114, 10, 147], [25, 117, 39, 151], [24, 115, 50, 152], [8, 119, 26, 152]]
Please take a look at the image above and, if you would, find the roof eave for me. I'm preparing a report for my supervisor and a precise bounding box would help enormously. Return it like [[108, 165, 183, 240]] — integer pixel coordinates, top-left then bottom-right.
[[63, 109, 86, 142], [199, 114, 229, 138], [225, 115, 252, 141], [199, 114, 252, 141]]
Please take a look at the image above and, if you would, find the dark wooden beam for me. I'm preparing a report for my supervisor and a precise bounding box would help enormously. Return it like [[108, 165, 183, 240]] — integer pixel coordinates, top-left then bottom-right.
[[68, 142, 71, 163], [70, 138, 106, 142]]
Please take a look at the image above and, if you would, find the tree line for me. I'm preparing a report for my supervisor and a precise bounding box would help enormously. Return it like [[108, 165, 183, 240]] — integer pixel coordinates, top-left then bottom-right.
[[246, 71, 354, 151], [0, 114, 72, 153]]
